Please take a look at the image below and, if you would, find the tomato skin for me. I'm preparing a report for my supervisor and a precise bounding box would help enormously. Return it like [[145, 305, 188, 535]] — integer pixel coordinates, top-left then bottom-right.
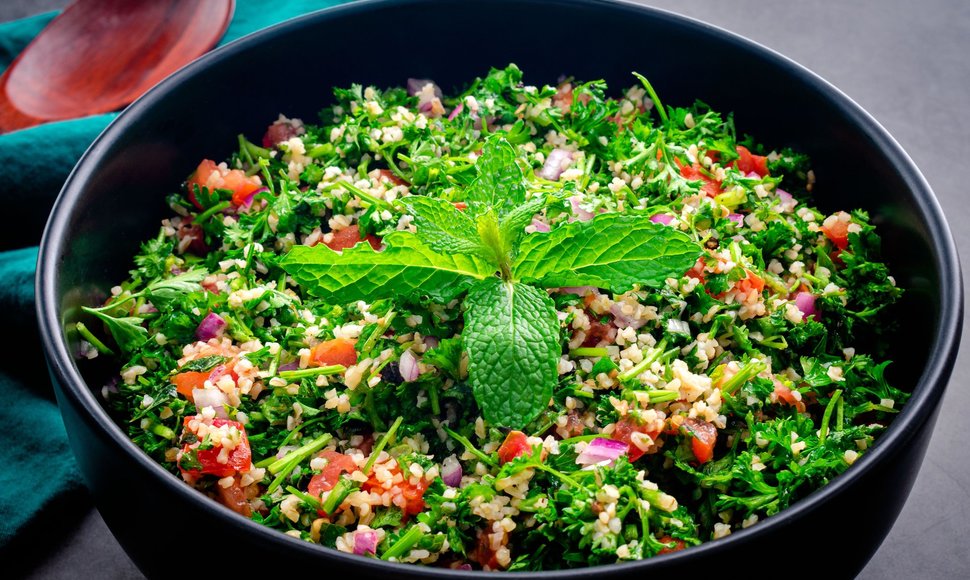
[[675, 158, 724, 198], [324, 224, 382, 252], [185, 159, 262, 210], [657, 535, 686, 554], [217, 477, 252, 517], [682, 418, 717, 464], [611, 416, 662, 462], [821, 220, 850, 250], [361, 464, 429, 516], [734, 145, 769, 177], [376, 169, 409, 186], [307, 451, 358, 497], [497, 431, 532, 464], [179, 417, 252, 478], [735, 269, 765, 296], [309, 338, 358, 367], [773, 383, 807, 413]]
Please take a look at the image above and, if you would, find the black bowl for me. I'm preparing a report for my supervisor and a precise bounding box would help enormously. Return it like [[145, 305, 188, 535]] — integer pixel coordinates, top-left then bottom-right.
[[36, 0, 962, 577]]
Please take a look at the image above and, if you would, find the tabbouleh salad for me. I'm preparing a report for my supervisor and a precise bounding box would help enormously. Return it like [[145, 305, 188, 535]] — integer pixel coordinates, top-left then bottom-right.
[[79, 64, 905, 570]]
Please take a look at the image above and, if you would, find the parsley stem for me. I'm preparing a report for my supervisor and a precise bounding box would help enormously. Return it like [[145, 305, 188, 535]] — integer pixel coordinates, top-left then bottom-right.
[[819, 390, 843, 443], [195, 201, 231, 225], [267, 434, 332, 475], [535, 463, 587, 491], [321, 476, 359, 514], [617, 339, 667, 382], [645, 390, 678, 403], [569, 347, 609, 358], [444, 427, 496, 468], [285, 485, 323, 511], [720, 358, 767, 396], [278, 365, 346, 381], [381, 525, 423, 560], [364, 416, 403, 475], [633, 72, 668, 126], [75, 321, 115, 356], [360, 310, 396, 354]]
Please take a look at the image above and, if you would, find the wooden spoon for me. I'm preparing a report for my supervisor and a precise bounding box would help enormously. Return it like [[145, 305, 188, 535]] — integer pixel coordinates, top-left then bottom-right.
[[0, 0, 234, 133]]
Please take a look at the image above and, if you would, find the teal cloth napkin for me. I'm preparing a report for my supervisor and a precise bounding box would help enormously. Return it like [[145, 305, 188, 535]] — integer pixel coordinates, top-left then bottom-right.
[[0, 0, 349, 556]]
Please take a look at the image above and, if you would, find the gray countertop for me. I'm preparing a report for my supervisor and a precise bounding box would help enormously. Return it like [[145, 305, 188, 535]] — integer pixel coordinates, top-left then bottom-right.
[[11, 0, 970, 578]]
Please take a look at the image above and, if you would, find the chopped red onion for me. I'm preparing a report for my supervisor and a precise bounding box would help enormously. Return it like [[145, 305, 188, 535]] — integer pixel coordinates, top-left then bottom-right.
[[650, 213, 674, 225], [610, 302, 646, 330], [240, 186, 268, 211], [423, 336, 440, 350], [192, 388, 228, 418], [746, 171, 760, 178], [399, 349, 419, 382], [777, 188, 793, 202], [538, 148, 574, 181], [531, 218, 551, 233], [456, 564, 473, 571], [278, 361, 300, 372], [794, 292, 817, 318], [352, 529, 379, 556], [727, 213, 744, 226], [441, 454, 462, 487], [576, 438, 629, 466], [195, 313, 226, 341], [569, 196, 594, 221], [406, 78, 442, 98], [447, 103, 463, 121]]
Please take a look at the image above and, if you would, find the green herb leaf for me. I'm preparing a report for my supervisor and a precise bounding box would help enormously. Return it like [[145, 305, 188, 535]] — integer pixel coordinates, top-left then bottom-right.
[[512, 213, 702, 292], [463, 137, 526, 217], [401, 196, 489, 258], [463, 278, 560, 427], [179, 355, 228, 373], [81, 307, 148, 354], [281, 232, 493, 303], [146, 269, 206, 309]]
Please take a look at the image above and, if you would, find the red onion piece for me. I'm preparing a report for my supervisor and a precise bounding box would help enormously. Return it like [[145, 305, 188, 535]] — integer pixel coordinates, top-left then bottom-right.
[[195, 313, 226, 341], [727, 213, 744, 226], [576, 438, 629, 466], [278, 361, 300, 372], [456, 564, 473, 571], [423, 336, 440, 350], [746, 171, 760, 178], [441, 454, 462, 487], [569, 196, 594, 221], [650, 213, 674, 225], [399, 349, 419, 382], [240, 186, 268, 211], [777, 188, 793, 202], [538, 148, 574, 181], [610, 302, 647, 330], [406, 78, 442, 98], [794, 292, 817, 318], [447, 103, 463, 121], [531, 218, 551, 233], [352, 529, 379, 555], [192, 388, 228, 418]]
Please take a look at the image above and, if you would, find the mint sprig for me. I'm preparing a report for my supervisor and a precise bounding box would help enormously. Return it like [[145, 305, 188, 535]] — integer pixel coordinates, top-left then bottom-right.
[[282, 135, 701, 428]]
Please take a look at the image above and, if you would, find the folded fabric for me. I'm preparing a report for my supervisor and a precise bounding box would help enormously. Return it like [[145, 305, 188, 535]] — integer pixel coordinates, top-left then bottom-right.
[[0, 0, 350, 554]]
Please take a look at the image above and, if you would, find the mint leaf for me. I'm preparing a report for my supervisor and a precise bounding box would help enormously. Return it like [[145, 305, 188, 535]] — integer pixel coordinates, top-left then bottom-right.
[[81, 307, 148, 354], [281, 232, 493, 303], [512, 213, 702, 292], [463, 278, 560, 427], [463, 138, 526, 217], [401, 196, 489, 258]]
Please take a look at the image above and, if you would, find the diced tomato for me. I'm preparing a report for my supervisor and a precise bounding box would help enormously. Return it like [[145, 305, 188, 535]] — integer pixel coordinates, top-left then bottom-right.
[[360, 464, 429, 516], [324, 224, 382, 252], [681, 418, 717, 464], [497, 431, 532, 464], [453, 202, 468, 211], [675, 158, 723, 198], [309, 338, 358, 367], [178, 417, 252, 478], [773, 383, 807, 413], [821, 219, 850, 250], [185, 159, 262, 210], [307, 451, 359, 497], [470, 529, 502, 569], [217, 477, 252, 517], [581, 316, 614, 347], [734, 145, 769, 177], [173, 371, 209, 400], [262, 119, 302, 148], [376, 168, 409, 187], [657, 535, 686, 554], [611, 416, 662, 462], [735, 269, 765, 296], [176, 220, 207, 255]]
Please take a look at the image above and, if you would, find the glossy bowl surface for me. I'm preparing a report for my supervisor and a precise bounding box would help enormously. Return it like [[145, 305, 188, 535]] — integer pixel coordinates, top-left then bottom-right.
[[37, 0, 962, 577]]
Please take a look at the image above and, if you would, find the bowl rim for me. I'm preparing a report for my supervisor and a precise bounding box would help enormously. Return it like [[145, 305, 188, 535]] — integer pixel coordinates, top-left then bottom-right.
[[36, 0, 964, 575]]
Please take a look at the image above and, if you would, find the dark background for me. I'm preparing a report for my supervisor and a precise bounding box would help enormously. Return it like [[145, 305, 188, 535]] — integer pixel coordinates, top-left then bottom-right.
[[6, 0, 969, 578]]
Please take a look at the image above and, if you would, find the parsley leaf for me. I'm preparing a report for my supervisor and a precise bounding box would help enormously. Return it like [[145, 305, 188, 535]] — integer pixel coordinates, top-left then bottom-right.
[[81, 307, 148, 354], [463, 279, 560, 427], [512, 213, 701, 292]]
